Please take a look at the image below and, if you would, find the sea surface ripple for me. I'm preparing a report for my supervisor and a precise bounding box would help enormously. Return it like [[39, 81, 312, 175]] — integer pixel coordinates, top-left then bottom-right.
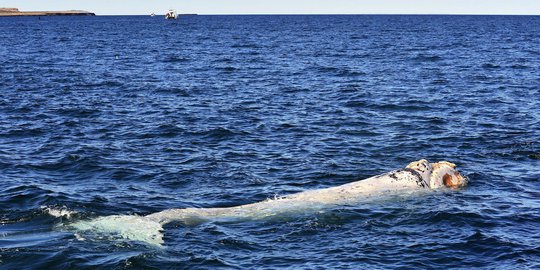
[[0, 15, 539, 269]]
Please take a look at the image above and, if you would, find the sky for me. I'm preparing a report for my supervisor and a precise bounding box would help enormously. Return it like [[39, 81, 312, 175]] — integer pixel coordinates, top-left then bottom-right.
[[1, 0, 540, 15]]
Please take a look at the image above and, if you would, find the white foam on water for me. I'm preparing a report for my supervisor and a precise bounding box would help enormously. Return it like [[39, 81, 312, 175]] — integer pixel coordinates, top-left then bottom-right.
[[69, 215, 164, 246], [41, 206, 77, 219]]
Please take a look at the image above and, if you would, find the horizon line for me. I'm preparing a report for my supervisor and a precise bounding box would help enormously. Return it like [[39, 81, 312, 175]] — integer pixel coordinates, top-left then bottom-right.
[[95, 13, 540, 16]]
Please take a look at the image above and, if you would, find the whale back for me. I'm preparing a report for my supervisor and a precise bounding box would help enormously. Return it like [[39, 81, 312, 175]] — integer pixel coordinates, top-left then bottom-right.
[[62, 159, 466, 246]]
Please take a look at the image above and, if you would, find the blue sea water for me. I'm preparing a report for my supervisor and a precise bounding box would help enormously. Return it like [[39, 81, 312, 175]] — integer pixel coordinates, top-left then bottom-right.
[[0, 15, 539, 269]]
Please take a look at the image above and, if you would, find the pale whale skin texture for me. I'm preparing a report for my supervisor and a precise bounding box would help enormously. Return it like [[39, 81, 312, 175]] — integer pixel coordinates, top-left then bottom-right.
[[69, 159, 466, 246], [146, 159, 467, 225]]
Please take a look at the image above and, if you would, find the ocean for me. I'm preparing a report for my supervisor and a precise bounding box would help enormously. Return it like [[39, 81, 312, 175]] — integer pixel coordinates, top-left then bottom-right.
[[0, 15, 539, 269]]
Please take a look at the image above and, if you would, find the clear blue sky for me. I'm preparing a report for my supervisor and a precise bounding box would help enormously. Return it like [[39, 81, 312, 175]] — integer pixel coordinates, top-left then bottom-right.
[[1, 0, 540, 15]]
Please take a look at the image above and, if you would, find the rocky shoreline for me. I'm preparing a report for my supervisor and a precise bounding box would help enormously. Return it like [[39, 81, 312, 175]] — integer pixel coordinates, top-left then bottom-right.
[[0, 8, 95, 16]]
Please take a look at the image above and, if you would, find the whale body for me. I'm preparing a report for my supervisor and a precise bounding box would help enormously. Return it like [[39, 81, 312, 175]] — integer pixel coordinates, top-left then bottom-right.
[[69, 159, 467, 246]]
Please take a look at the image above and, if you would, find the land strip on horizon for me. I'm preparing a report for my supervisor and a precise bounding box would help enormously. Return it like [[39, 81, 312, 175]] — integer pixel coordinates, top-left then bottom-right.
[[0, 8, 95, 16]]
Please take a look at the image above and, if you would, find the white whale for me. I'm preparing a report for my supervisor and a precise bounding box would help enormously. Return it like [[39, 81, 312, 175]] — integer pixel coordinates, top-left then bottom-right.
[[69, 159, 466, 246]]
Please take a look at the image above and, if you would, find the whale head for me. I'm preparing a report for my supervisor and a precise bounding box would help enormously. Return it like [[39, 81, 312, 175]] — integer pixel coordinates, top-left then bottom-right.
[[429, 161, 467, 189], [406, 159, 467, 189]]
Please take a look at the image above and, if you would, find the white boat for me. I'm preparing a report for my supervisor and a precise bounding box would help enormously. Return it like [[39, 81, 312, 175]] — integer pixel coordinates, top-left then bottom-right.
[[165, 9, 177, 20]]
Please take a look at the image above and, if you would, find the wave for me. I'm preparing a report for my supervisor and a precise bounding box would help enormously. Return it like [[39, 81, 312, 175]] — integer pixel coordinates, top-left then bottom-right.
[[312, 66, 366, 77], [27, 153, 103, 173], [218, 66, 238, 72], [0, 127, 46, 138], [54, 107, 100, 118], [231, 43, 260, 49], [369, 102, 431, 112], [1, 185, 56, 211], [153, 86, 191, 96], [412, 54, 443, 62], [74, 80, 124, 88], [509, 64, 530, 70], [481, 63, 501, 69], [136, 124, 187, 139], [41, 205, 78, 218], [163, 55, 191, 63], [189, 127, 244, 140]]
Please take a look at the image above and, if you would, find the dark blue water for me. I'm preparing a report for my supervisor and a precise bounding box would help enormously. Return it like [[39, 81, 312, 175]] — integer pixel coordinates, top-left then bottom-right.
[[1, 15, 539, 269]]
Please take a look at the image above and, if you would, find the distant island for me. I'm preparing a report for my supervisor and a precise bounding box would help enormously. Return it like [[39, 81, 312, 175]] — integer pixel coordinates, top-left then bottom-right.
[[0, 8, 95, 16]]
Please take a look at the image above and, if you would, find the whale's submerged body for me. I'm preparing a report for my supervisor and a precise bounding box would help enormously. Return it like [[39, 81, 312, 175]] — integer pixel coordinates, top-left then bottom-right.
[[68, 159, 467, 246]]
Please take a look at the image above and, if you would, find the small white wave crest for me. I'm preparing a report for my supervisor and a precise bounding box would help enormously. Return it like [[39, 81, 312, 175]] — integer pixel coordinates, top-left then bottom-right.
[[41, 206, 77, 219]]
